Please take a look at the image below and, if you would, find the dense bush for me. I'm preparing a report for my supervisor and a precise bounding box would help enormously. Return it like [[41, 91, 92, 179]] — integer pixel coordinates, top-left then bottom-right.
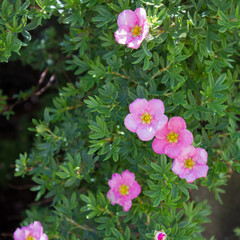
[[1, 0, 240, 239]]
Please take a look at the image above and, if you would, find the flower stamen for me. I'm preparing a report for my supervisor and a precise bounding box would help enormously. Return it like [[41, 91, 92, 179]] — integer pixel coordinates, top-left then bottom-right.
[[25, 235, 35, 240], [184, 158, 195, 169], [131, 25, 142, 37], [167, 131, 178, 143], [119, 184, 129, 196], [140, 112, 152, 124]]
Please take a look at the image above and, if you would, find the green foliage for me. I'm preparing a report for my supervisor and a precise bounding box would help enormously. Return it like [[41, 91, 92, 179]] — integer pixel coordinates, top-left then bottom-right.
[[0, 0, 58, 62], [3, 0, 240, 239]]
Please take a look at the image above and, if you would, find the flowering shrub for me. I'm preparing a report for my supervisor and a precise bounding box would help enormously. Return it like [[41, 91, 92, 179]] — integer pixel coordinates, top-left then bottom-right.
[[1, 0, 239, 239]]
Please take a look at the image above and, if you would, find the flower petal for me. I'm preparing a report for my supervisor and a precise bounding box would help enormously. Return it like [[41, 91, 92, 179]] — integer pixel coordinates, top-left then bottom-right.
[[141, 21, 149, 39], [127, 36, 143, 49], [30, 221, 43, 237], [129, 98, 148, 114], [168, 116, 186, 132], [181, 172, 197, 183], [40, 233, 48, 240], [136, 124, 156, 141], [114, 26, 133, 45], [155, 122, 169, 139], [108, 173, 122, 188], [151, 114, 168, 132], [178, 129, 193, 146], [148, 99, 165, 115], [129, 181, 141, 198], [172, 159, 185, 175], [152, 137, 168, 155], [107, 189, 117, 204], [134, 8, 147, 26], [155, 231, 167, 240], [122, 198, 132, 211], [178, 145, 196, 161], [194, 148, 208, 165], [124, 113, 141, 132], [193, 165, 209, 178], [13, 228, 25, 240], [117, 10, 137, 28], [121, 169, 135, 185], [164, 143, 183, 159]]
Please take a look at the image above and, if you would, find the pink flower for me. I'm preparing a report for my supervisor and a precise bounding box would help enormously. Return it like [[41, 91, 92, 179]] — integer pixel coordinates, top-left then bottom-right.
[[152, 116, 193, 158], [13, 221, 48, 240], [154, 230, 167, 240], [171, 146, 209, 183], [124, 98, 168, 141], [114, 8, 149, 49], [107, 169, 141, 211]]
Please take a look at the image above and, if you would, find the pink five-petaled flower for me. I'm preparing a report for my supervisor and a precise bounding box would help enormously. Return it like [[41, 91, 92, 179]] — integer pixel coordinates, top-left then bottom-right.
[[171, 146, 209, 183], [124, 98, 168, 141], [13, 221, 48, 240], [114, 8, 149, 49], [152, 116, 193, 158], [107, 169, 141, 212], [154, 230, 167, 240]]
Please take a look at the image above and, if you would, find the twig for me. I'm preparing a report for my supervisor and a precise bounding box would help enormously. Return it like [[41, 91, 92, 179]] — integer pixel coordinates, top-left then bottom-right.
[[37, 67, 49, 87], [111, 71, 130, 80], [65, 216, 95, 232], [30, 197, 54, 206], [35, 73, 56, 96], [152, 64, 171, 79], [61, 103, 83, 111], [8, 183, 35, 190], [146, 213, 150, 226], [0, 68, 56, 116]]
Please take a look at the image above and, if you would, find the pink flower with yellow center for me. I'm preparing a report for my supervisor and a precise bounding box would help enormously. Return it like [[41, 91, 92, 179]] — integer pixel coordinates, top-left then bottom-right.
[[13, 221, 48, 240], [107, 169, 141, 212], [124, 98, 168, 141], [171, 146, 209, 183], [114, 8, 149, 49], [154, 230, 167, 240], [152, 117, 193, 158]]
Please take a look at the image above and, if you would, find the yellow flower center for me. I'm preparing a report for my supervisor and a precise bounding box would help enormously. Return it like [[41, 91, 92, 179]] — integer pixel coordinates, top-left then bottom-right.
[[140, 112, 152, 124], [184, 158, 196, 169], [25, 235, 35, 240], [131, 25, 142, 37], [167, 131, 179, 143], [119, 184, 129, 196]]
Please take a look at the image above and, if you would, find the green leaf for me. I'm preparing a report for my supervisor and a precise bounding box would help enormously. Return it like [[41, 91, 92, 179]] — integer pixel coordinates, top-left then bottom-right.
[[6, 31, 13, 47], [1, 0, 8, 13], [21, 30, 31, 41], [35, 0, 44, 8], [142, 40, 152, 57], [178, 184, 189, 199], [24, 17, 42, 31], [124, 227, 130, 240], [151, 162, 162, 173]]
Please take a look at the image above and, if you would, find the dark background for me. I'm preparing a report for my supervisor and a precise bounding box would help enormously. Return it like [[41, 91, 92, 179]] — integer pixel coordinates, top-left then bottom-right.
[[0, 60, 56, 238]]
